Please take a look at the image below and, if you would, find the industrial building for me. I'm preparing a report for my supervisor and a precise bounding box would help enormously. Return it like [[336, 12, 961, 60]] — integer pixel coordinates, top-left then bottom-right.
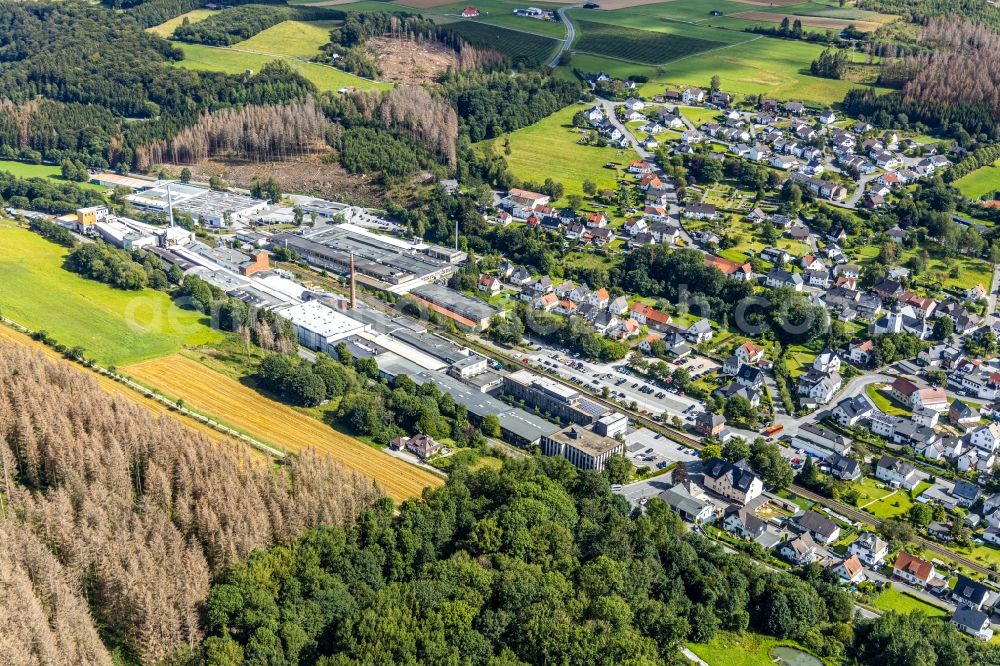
[[541, 425, 626, 471], [276, 300, 369, 354], [410, 283, 500, 330], [271, 225, 457, 289], [373, 357, 559, 448], [126, 182, 268, 227], [502, 369, 608, 425]]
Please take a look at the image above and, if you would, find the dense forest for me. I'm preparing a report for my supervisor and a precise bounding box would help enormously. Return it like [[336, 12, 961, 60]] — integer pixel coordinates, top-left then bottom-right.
[[197, 456, 1000, 665], [0, 342, 381, 663], [0, 3, 316, 170]]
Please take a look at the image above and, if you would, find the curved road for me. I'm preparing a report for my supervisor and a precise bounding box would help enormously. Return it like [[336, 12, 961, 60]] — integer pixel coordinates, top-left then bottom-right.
[[548, 6, 578, 68]]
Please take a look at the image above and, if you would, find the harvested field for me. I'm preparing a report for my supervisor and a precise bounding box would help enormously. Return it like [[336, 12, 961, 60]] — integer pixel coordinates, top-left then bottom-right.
[[167, 155, 383, 206], [366, 35, 459, 84], [125, 354, 445, 501], [732, 10, 879, 30]]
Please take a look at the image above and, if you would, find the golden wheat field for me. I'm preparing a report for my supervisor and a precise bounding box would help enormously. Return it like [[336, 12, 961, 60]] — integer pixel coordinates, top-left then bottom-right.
[[124, 354, 444, 501]]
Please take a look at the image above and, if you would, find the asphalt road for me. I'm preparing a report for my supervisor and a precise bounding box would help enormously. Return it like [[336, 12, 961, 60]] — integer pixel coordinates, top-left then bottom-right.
[[547, 6, 578, 68]]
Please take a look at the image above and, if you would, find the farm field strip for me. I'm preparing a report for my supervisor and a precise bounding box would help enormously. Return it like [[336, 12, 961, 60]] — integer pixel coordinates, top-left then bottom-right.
[[572, 19, 724, 64], [124, 354, 444, 501], [443, 20, 560, 65], [731, 10, 879, 30], [477, 103, 637, 202], [955, 158, 1000, 201]]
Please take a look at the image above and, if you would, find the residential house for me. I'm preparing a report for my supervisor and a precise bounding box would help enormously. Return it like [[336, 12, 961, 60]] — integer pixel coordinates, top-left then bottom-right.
[[952, 481, 982, 508], [478, 274, 501, 295], [780, 532, 818, 565], [695, 411, 726, 438], [794, 510, 841, 545], [893, 551, 937, 587], [686, 319, 714, 343], [704, 254, 753, 281], [834, 555, 865, 584], [875, 455, 919, 490], [659, 483, 716, 524], [736, 341, 765, 365], [682, 87, 706, 104], [951, 400, 981, 426], [684, 203, 718, 220], [701, 458, 764, 504], [827, 452, 862, 481], [630, 302, 672, 331], [831, 395, 874, 427], [765, 268, 804, 291], [390, 433, 441, 459], [849, 339, 874, 365], [797, 369, 842, 406], [608, 295, 629, 315], [971, 423, 1000, 453], [953, 606, 994, 641], [849, 532, 889, 567], [723, 505, 768, 540]]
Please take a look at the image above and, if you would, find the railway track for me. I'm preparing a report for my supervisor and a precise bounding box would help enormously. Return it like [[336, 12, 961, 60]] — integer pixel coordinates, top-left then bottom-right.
[[791, 485, 996, 579]]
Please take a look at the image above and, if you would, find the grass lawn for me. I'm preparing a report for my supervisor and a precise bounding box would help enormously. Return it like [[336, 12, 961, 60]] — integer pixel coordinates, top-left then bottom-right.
[[852, 476, 930, 519], [0, 220, 224, 366], [872, 587, 949, 619], [954, 158, 1000, 202], [865, 383, 910, 417], [146, 9, 215, 38], [172, 42, 392, 92], [0, 160, 106, 192], [688, 631, 823, 666], [477, 103, 637, 204], [785, 345, 816, 378], [680, 107, 722, 127], [563, 250, 620, 271], [621, 36, 885, 106], [230, 20, 341, 58]]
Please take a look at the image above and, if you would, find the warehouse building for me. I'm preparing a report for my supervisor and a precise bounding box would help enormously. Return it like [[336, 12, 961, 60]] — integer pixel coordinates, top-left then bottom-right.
[[127, 182, 268, 228], [410, 283, 500, 330], [502, 369, 608, 425], [277, 300, 369, 354]]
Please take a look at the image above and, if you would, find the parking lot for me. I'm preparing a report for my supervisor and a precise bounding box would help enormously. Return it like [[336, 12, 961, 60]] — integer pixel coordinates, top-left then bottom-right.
[[625, 427, 700, 471], [521, 344, 706, 422]]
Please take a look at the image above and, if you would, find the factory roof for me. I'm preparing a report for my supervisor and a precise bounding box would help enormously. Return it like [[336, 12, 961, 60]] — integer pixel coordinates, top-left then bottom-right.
[[277, 300, 367, 341]]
